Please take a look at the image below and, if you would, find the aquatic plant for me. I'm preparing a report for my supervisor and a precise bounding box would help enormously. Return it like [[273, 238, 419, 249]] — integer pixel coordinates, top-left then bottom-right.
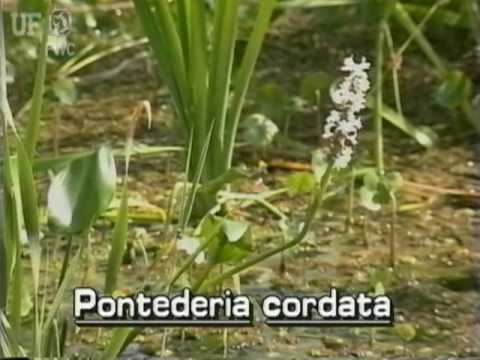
[[323, 56, 371, 170], [133, 0, 278, 217]]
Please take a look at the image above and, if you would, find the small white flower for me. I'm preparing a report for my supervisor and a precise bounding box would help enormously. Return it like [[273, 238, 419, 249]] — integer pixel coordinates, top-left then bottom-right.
[[334, 146, 353, 170], [341, 56, 371, 73], [322, 55, 371, 170], [323, 110, 341, 138]]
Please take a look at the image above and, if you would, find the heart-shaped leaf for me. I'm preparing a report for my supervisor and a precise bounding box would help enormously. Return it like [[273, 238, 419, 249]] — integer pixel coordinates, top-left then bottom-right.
[[434, 70, 472, 109], [47, 146, 117, 233], [177, 236, 206, 264], [221, 219, 249, 243], [359, 170, 387, 211], [243, 113, 279, 147], [359, 186, 382, 211], [201, 216, 252, 265], [359, 169, 402, 211]]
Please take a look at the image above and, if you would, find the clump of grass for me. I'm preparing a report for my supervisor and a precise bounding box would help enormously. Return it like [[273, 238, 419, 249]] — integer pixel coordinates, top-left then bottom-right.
[[133, 0, 277, 217]]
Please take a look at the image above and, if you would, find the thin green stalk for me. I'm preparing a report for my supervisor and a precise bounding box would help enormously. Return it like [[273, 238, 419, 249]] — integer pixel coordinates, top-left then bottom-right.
[[374, 21, 386, 175], [101, 328, 132, 360], [169, 224, 221, 289], [374, 2, 395, 175], [390, 192, 397, 268], [384, 25, 404, 118], [104, 181, 129, 294], [394, 2, 447, 76], [346, 166, 355, 233], [396, 0, 449, 57], [470, 1, 480, 44], [198, 164, 333, 291]]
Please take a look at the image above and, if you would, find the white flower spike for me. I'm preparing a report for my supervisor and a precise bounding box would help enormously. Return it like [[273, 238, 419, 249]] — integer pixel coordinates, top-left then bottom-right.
[[323, 55, 371, 170]]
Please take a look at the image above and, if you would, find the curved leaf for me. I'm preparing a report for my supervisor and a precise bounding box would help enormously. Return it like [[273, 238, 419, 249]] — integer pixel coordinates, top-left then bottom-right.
[[47, 146, 117, 233], [434, 70, 472, 109]]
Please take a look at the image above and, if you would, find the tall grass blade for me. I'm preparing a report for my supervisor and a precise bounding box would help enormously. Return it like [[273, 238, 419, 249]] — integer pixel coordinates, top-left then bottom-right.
[[133, 0, 189, 130], [207, 0, 239, 177], [0, 202, 6, 311], [0, 311, 24, 358], [104, 184, 128, 294], [24, 3, 50, 160], [1, 5, 44, 355], [225, 0, 277, 170]]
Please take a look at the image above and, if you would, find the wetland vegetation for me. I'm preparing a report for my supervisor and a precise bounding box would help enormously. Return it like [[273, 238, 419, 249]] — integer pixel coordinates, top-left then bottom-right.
[[0, 0, 479, 359]]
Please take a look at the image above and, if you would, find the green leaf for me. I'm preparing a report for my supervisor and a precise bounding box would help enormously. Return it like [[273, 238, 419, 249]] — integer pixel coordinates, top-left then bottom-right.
[[224, 0, 278, 172], [394, 323, 416, 342], [359, 170, 382, 211], [284, 172, 316, 195], [243, 113, 279, 147], [367, 99, 436, 148], [221, 218, 249, 243], [47, 146, 117, 233], [42, 245, 83, 336], [373, 181, 391, 205], [434, 70, 472, 109], [177, 236, 206, 264], [51, 78, 77, 105], [14, 284, 32, 318], [0, 311, 24, 358], [202, 216, 251, 265], [359, 170, 402, 211], [0, 221, 7, 311], [363, 169, 380, 190], [104, 183, 129, 295], [216, 241, 251, 264], [359, 186, 382, 211]]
